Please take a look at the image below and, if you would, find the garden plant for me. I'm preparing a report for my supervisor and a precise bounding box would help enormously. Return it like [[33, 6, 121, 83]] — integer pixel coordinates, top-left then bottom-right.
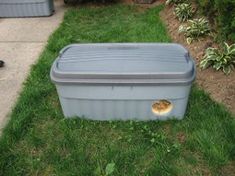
[[179, 17, 210, 44], [174, 3, 194, 22], [200, 42, 235, 74]]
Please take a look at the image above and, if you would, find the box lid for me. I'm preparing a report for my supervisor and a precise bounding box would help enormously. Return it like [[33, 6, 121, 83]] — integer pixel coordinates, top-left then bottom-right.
[[51, 43, 196, 85]]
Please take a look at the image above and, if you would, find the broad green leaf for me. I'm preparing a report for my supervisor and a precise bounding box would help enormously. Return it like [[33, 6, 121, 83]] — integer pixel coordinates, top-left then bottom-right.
[[186, 37, 192, 44], [200, 59, 211, 69], [223, 66, 231, 75], [178, 25, 185, 33], [213, 62, 222, 70], [105, 162, 115, 175], [224, 42, 230, 54], [228, 43, 235, 54], [94, 165, 102, 175]]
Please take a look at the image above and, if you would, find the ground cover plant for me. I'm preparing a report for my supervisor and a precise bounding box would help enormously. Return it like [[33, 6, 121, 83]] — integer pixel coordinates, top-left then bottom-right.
[[179, 17, 210, 44], [174, 3, 193, 22], [200, 42, 235, 74], [0, 4, 234, 176]]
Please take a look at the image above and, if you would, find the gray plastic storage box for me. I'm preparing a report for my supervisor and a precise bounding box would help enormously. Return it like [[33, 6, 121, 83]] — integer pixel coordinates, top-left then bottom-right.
[[50, 43, 196, 120], [0, 0, 54, 17]]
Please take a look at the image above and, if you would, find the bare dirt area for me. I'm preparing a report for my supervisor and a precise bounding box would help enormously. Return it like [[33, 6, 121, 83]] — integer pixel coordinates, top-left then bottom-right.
[[160, 5, 235, 115], [220, 162, 235, 176]]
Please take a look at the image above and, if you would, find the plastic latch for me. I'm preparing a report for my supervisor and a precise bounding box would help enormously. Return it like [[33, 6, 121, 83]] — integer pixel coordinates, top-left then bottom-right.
[[59, 45, 72, 57], [184, 52, 190, 63]]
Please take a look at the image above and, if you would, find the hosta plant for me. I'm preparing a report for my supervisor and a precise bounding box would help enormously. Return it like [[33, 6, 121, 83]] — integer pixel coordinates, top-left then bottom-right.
[[179, 18, 210, 44], [174, 3, 194, 22], [165, 0, 187, 5], [200, 43, 235, 74]]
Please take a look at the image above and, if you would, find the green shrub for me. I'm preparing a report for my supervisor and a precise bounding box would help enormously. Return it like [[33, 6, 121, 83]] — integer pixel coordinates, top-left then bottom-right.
[[196, 0, 235, 42], [179, 18, 210, 44], [174, 3, 193, 22], [200, 43, 235, 74]]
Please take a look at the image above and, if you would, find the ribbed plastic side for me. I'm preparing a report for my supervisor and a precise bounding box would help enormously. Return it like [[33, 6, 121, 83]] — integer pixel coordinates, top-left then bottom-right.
[[59, 97, 189, 121], [0, 0, 54, 17]]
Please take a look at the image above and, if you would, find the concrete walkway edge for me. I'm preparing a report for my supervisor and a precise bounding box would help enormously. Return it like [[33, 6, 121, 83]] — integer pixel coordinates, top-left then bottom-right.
[[0, 0, 66, 134]]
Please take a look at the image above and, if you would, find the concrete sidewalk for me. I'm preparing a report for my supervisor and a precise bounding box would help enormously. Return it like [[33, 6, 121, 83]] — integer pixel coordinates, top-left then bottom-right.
[[0, 0, 66, 133]]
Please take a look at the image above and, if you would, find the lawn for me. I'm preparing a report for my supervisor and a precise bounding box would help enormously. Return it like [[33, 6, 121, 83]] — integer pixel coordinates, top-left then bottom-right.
[[0, 4, 235, 176]]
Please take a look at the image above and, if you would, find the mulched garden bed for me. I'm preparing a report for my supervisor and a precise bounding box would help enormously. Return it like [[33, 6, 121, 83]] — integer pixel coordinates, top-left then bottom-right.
[[159, 4, 235, 114]]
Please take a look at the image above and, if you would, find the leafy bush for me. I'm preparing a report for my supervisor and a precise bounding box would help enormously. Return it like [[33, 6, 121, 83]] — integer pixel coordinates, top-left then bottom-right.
[[179, 18, 210, 44], [174, 3, 193, 22], [165, 0, 187, 5], [200, 43, 235, 74], [196, 0, 235, 42]]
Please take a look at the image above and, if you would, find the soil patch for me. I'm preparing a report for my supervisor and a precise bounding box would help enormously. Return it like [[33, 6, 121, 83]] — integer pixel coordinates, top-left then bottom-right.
[[176, 132, 186, 143], [220, 162, 235, 176], [160, 5, 235, 115]]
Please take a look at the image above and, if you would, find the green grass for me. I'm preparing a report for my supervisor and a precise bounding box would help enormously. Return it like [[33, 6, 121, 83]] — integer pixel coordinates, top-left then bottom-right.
[[0, 4, 235, 176]]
